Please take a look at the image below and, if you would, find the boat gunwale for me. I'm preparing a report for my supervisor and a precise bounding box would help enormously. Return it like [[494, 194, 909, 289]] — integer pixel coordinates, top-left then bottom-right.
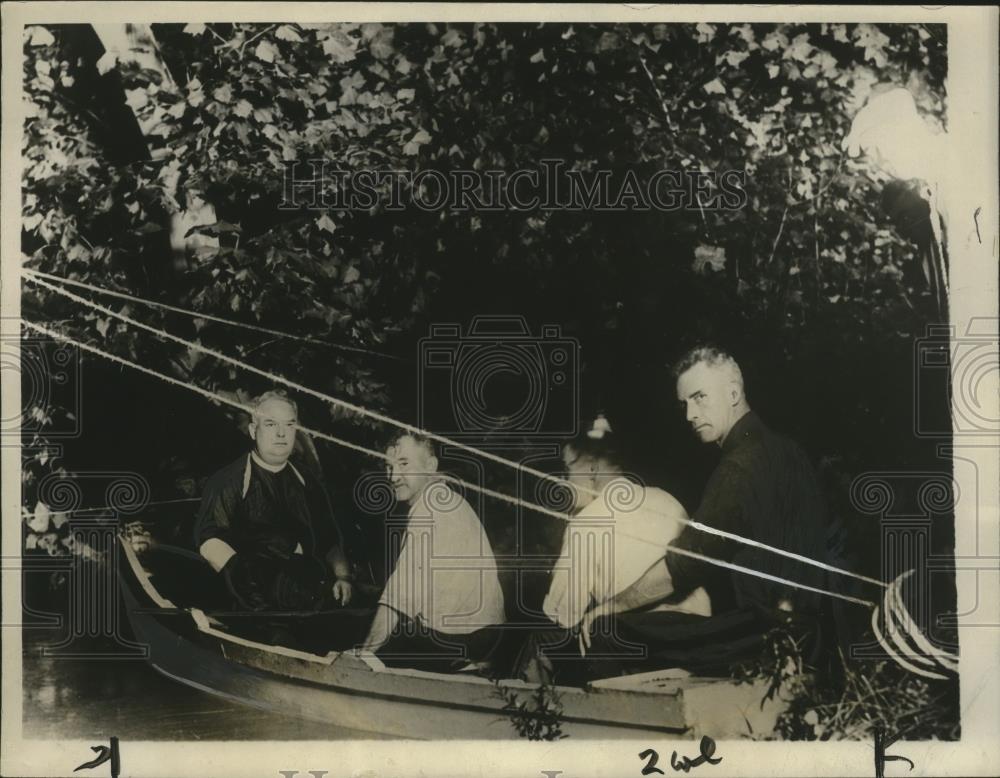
[[118, 533, 706, 738]]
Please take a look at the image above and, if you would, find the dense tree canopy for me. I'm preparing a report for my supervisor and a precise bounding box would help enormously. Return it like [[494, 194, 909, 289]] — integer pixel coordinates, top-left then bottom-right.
[[22, 20, 949, 558]]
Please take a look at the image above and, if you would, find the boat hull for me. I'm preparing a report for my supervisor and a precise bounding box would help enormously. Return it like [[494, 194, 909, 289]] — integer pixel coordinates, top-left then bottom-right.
[[118, 538, 782, 740]]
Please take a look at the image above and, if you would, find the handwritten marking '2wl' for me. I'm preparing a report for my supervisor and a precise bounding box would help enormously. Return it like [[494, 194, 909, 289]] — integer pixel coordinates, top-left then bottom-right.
[[639, 737, 722, 774]]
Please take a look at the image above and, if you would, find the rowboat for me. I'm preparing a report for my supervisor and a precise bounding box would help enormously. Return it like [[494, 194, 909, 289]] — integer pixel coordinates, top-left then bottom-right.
[[117, 533, 786, 740]]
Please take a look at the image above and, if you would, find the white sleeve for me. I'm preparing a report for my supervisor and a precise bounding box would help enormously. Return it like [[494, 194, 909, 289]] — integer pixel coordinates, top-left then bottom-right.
[[542, 527, 572, 627], [544, 522, 603, 628], [379, 524, 432, 623]]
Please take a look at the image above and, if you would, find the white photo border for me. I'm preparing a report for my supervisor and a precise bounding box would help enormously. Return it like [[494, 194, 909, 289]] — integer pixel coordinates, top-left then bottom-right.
[[2, 4, 997, 777]]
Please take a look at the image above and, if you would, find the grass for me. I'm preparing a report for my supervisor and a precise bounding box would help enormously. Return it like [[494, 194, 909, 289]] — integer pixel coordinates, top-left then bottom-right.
[[733, 627, 960, 741]]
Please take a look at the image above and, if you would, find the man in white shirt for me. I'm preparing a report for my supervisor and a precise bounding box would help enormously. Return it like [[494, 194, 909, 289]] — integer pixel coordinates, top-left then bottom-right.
[[358, 433, 505, 669], [508, 417, 710, 682], [543, 438, 711, 629]]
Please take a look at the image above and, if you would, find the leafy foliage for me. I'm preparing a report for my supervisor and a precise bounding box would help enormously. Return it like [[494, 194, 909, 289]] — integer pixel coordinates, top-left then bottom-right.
[[493, 679, 568, 740], [733, 626, 959, 740], [21, 403, 84, 560], [22, 23, 946, 450]]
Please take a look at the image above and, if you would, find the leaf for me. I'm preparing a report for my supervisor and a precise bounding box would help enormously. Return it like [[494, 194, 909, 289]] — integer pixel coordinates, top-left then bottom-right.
[[322, 32, 357, 63], [255, 40, 280, 64], [27, 26, 56, 46], [695, 23, 716, 43], [124, 89, 149, 111], [316, 213, 338, 233], [530, 49, 546, 64], [784, 33, 813, 64], [596, 32, 621, 52], [344, 266, 361, 284], [185, 220, 241, 237], [441, 29, 464, 48], [719, 50, 749, 68], [369, 27, 395, 60], [187, 78, 205, 107], [403, 129, 432, 155], [212, 84, 233, 104], [233, 99, 253, 118], [693, 244, 726, 273], [853, 24, 890, 68], [96, 52, 118, 75], [761, 31, 788, 52], [275, 25, 303, 42], [703, 78, 726, 96], [27, 502, 50, 533], [182, 23, 207, 36]]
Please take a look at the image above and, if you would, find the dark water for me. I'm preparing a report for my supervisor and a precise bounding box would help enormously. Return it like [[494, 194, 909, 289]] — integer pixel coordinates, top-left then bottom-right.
[[22, 631, 397, 741]]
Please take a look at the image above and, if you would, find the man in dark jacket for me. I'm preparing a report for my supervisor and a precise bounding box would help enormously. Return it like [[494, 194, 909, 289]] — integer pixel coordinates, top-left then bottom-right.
[[195, 389, 353, 616], [521, 346, 842, 682]]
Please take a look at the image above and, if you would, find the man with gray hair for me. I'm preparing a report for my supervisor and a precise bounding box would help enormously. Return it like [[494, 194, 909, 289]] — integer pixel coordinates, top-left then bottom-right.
[[196, 389, 354, 620]]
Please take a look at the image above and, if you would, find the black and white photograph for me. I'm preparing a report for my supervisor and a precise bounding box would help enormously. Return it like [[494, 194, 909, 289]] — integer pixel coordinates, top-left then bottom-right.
[[2, 4, 997, 777]]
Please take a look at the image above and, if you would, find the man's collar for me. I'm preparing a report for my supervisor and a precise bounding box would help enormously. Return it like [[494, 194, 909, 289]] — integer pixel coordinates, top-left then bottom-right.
[[241, 451, 305, 498], [721, 410, 763, 453], [250, 450, 287, 473]]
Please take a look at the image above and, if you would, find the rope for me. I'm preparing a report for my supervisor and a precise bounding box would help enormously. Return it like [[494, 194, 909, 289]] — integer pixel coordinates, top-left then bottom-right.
[[22, 268, 400, 361], [887, 571, 959, 673], [22, 319, 384, 462], [871, 605, 947, 680], [870, 570, 959, 680], [23, 319, 877, 610], [22, 496, 199, 519], [25, 273, 887, 590]]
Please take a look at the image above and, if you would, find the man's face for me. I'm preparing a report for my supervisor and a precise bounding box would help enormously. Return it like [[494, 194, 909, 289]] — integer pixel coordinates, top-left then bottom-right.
[[562, 445, 597, 512], [249, 398, 297, 465], [386, 436, 438, 504], [676, 362, 739, 445]]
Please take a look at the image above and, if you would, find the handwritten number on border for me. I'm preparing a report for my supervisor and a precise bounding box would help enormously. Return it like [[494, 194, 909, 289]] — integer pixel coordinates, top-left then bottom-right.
[[74, 736, 120, 778], [874, 728, 914, 778], [639, 748, 665, 775], [641, 737, 721, 774]]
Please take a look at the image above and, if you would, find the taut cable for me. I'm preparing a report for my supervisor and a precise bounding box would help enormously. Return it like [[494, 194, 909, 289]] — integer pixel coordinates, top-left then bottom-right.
[[23, 318, 877, 610], [24, 271, 887, 590]]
